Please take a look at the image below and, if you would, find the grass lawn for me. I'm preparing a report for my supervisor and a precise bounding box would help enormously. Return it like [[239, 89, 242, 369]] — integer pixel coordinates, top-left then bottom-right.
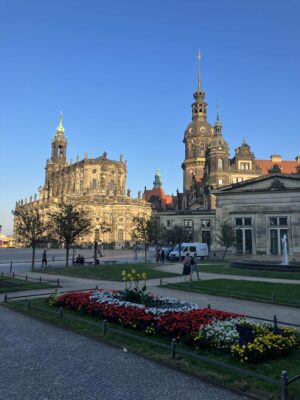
[[41, 263, 180, 281], [0, 276, 56, 293], [165, 278, 300, 307], [199, 261, 300, 280], [4, 298, 300, 400]]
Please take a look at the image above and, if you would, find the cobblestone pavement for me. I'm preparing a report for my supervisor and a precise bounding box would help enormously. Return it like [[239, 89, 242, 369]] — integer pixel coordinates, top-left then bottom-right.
[[0, 307, 248, 400]]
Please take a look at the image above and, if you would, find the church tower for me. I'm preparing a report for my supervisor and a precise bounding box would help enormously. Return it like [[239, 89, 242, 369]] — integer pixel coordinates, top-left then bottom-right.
[[203, 107, 230, 190], [51, 112, 67, 163], [182, 51, 214, 192]]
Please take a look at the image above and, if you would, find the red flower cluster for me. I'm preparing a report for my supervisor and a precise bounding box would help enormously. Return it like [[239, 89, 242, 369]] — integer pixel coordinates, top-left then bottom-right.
[[55, 291, 239, 339], [156, 309, 238, 338]]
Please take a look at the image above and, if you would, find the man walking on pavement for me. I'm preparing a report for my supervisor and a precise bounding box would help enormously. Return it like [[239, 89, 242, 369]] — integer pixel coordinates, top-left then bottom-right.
[[41, 249, 47, 268]]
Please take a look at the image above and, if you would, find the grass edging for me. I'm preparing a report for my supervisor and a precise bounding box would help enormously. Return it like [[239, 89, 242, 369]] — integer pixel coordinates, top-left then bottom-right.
[[3, 299, 299, 400], [164, 280, 300, 309]]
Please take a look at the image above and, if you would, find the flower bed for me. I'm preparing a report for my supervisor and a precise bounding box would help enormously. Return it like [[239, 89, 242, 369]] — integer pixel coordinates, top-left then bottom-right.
[[49, 289, 299, 364]]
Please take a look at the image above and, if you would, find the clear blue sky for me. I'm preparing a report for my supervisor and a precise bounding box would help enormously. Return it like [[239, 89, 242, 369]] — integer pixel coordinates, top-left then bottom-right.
[[1, 0, 299, 234]]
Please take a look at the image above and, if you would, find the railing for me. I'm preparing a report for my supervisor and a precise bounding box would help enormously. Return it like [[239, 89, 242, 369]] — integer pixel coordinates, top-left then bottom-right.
[[1, 271, 60, 286], [3, 289, 300, 397], [3, 294, 279, 388], [159, 279, 300, 308], [281, 371, 300, 400]]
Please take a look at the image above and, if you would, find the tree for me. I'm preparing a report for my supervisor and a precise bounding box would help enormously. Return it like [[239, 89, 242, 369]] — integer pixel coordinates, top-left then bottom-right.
[[131, 215, 158, 261], [13, 205, 46, 269], [215, 218, 236, 259], [158, 225, 190, 259], [94, 220, 111, 264], [49, 203, 92, 266]]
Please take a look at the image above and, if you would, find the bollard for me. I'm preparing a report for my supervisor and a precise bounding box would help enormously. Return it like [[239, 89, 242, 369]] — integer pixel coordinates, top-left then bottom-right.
[[103, 320, 107, 336], [95, 285, 98, 290], [28, 300, 31, 311], [207, 303, 211, 309], [59, 307, 63, 320], [10, 261, 12, 273], [272, 293, 276, 302], [273, 315, 278, 330], [160, 278, 163, 287], [280, 370, 288, 400], [4, 294, 7, 303], [25, 275, 28, 281], [1, 271, 3, 277], [171, 338, 177, 359], [189, 280, 192, 289], [226, 287, 230, 296], [12, 272, 15, 278], [39, 276, 42, 283], [57, 278, 60, 288]]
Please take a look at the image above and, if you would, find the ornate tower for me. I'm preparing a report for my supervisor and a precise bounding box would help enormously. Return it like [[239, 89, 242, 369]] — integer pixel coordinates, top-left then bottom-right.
[[51, 112, 67, 163], [182, 51, 214, 192], [203, 107, 230, 190], [153, 169, 162, 189]]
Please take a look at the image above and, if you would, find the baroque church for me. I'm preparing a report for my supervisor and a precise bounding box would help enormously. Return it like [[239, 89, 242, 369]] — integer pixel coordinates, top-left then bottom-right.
[[14, 114, 151, 247], [147, 53, 300, 260]]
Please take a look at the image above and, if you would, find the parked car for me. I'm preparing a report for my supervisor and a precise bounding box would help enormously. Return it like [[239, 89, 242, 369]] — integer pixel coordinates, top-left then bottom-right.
[[168, 243, 209, 261]]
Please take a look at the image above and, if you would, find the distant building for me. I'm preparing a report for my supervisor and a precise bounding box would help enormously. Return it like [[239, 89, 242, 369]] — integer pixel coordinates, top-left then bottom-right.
[[143, 170, 175, 211], [14, 114, 151, 247]]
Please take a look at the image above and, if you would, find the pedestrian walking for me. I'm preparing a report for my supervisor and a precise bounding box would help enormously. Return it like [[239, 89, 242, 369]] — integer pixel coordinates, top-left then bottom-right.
[[41, 249, 47, 268], [182, 253, 191, 281], [190, 253, 200, 281], [160, 249, 165, 264], [156, 248, 160, 263]]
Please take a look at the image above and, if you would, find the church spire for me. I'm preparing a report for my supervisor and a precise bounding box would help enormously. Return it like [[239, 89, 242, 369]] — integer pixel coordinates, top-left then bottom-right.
[[197, 49, 202, 92], [192, 50, 207, 121], [214, 104, 222, 134], [56, 111, 65, 134]]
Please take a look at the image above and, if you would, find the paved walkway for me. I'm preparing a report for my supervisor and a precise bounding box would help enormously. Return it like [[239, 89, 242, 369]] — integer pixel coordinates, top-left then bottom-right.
[[1, 267, 300, 328], [0, 306, 247, 400]]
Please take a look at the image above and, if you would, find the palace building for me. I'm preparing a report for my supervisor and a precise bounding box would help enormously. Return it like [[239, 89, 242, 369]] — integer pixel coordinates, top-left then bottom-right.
[[152, 52, 300, 260], [14, 114, 151, 247]]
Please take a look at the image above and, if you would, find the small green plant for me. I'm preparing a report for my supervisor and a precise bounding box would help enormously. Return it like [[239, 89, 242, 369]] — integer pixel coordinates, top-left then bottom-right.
[[121, 269, 148, 304]]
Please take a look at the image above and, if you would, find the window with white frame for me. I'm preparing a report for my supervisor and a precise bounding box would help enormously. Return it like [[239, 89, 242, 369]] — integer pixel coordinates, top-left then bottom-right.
[[269, 216, 288, 255], [235, 217, 252, 254]]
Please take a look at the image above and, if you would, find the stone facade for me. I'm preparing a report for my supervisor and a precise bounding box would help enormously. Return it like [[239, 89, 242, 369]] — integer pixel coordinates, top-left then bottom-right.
[[14, 114, 151, 247], [213, 174, 300, 260]]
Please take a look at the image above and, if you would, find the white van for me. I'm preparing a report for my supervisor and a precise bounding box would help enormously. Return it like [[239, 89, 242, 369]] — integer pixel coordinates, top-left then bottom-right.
[[168, 243, 209, 261]]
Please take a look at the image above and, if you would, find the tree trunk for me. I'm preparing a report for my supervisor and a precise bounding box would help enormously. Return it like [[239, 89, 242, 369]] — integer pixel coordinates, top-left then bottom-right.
[[31, 244, 36, 271], [66, 244, 69, 267], [223, 246, 228, 260]]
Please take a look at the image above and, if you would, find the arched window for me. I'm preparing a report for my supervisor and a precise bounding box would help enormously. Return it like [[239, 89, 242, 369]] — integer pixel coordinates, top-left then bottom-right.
[[91, 179, 97, 189], [218, 159, 223, 171], [109, 181, 115, 191], [118, 229, 124, 241]]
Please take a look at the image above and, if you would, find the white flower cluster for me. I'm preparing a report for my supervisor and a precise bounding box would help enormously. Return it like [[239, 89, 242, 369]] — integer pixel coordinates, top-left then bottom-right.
[[89, 290, 201, 315], [89, 290, 145, 309], [198, 318, 270, 350]]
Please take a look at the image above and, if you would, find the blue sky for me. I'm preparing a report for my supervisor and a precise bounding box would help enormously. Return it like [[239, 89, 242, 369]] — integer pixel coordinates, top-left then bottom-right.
[[0, 0, 299, 234]]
